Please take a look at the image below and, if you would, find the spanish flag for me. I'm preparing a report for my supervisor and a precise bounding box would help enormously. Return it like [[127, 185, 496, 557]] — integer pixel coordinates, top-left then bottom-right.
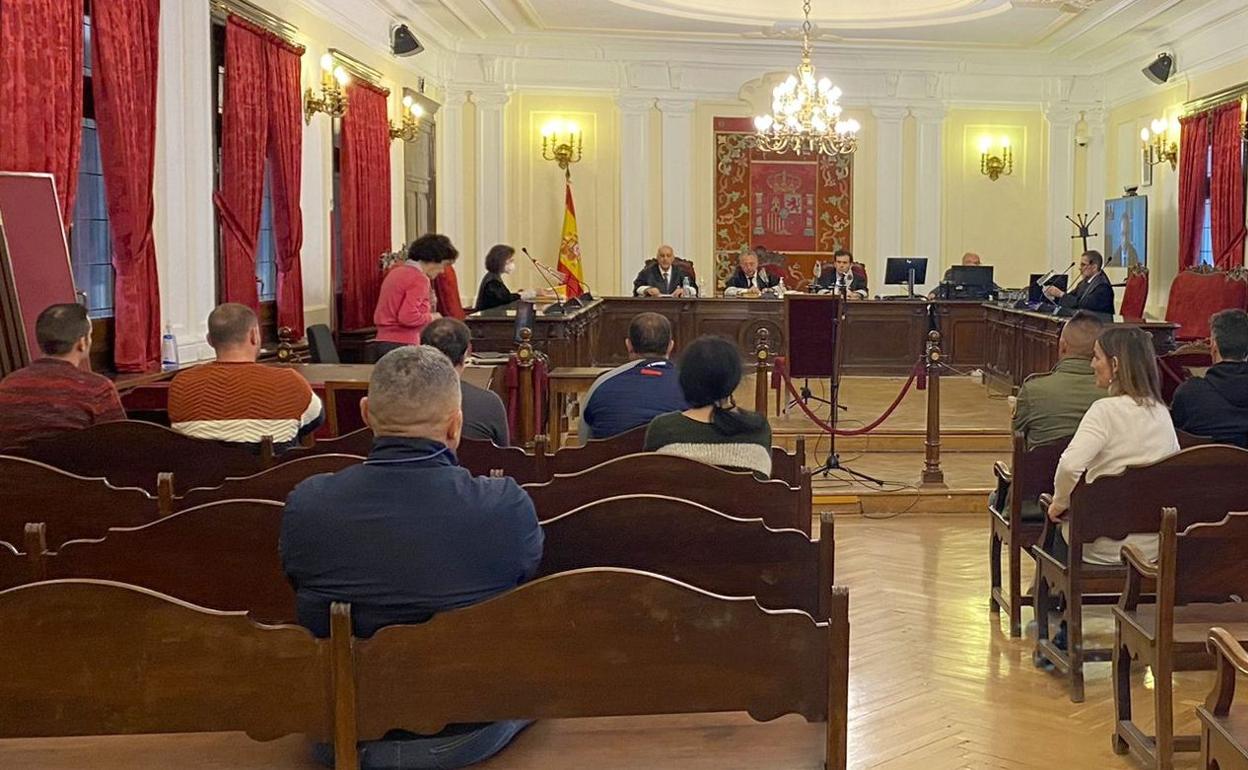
[[557, 181, 585, 298]]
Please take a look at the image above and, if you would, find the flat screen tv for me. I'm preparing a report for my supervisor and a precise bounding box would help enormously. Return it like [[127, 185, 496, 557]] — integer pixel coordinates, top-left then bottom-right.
[[1104, 195, 1147, 268]]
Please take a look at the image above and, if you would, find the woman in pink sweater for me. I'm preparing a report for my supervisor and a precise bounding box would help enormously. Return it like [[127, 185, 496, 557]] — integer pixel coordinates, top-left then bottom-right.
[[370, 234, 459, 362]]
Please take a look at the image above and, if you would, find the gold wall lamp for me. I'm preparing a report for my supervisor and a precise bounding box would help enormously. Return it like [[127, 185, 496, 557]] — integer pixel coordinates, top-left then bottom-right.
[[978, 136, 1013, 181], [389, 95, 425, 142], [304, 52, 350, 124], [1140, 116, 1179, 169], [541, 119, 583, 178]]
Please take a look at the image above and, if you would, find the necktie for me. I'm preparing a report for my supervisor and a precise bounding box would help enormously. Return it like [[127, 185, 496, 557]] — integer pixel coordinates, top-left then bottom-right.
[[661, 271, 670, 290]]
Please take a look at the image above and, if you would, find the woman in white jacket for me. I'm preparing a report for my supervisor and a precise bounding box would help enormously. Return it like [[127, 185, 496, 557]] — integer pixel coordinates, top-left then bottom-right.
[[1046, 326, 1179, 565]]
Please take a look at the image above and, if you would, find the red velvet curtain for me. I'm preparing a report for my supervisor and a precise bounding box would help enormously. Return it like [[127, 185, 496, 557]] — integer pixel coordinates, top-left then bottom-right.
[[1177, 113, 1210, 272], [0, 0, 84, 228], [213, 17, 268, 311], [340, 82, 392, 331], [1211, 102, 1246, 269], [266, 40, 306, 334], [91, 0, 161, 372]]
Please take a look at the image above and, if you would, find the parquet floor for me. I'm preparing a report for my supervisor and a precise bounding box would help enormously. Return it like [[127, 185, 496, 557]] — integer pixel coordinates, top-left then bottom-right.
[[0, 514, 1211, 769]]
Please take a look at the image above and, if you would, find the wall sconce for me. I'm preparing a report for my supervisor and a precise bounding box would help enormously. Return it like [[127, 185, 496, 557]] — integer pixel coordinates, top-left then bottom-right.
[[540, 119, 583, 178], [389, 95, 425, 142], [978, 136, 1013, 181], [1140, 117, 1179, 170], [304, 53, 350, 124]]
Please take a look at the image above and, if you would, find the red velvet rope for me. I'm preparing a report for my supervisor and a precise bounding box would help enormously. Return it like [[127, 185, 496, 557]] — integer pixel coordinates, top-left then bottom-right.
[[775, 358, 925, 436]]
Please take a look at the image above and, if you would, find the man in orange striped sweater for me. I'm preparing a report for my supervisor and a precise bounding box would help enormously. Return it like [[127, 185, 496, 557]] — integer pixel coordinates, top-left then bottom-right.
[[169, 304, 323, 447]]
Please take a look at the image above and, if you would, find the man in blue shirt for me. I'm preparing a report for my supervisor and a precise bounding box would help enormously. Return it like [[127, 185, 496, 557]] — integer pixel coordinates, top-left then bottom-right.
[[579, 312, 689, 442], [281, 345, 543, 769]]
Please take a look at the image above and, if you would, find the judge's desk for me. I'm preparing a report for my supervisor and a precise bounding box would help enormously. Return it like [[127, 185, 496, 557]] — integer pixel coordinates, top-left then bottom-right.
[[465, 295, 988, 376]]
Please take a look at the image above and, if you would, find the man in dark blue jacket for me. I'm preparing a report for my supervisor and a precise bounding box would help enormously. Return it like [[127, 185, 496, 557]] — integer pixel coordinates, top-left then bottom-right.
[[1172, 309, 1248, 447], [579, 312, 689, 442], [281, 345, 543, 769]]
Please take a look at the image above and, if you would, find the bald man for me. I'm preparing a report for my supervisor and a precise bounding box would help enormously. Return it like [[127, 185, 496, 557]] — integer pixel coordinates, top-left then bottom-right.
[[282, 345, 541, 769], [634, 244, 699, 298], [930, 252, 985, 299]]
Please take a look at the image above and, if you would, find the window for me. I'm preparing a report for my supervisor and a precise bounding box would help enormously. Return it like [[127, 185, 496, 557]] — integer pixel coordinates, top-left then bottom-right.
[[1198, 144, 1214, 267], [256, 165, 278, 302], [70, 8, 116, 320]]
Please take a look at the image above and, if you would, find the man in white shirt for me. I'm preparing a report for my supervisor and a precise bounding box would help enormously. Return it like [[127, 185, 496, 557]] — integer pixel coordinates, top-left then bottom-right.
[[634, 245, 699, 298]]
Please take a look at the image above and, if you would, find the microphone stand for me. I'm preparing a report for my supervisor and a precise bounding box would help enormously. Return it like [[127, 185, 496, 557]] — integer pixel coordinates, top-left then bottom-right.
[[522, 247, 568, 316]]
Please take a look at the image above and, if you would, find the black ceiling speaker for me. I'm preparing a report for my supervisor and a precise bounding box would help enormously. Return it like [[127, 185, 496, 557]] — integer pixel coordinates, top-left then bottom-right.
[[391, 24, 424, 57], [1143, 52, 1175, 84]]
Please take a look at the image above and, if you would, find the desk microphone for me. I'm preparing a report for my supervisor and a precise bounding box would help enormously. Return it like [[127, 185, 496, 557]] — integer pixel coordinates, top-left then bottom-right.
[[522, 247, 567, 316]]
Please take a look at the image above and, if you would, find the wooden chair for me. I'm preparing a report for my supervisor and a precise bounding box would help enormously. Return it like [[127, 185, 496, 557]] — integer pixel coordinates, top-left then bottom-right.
[[524, 453, 813, 535], [539, 496, 834, 618], [458, 435, 550, 484], [1120, 264, 1149, 318], [1033, 445, 1248, 702], [0, 580, 343, 765], [1197, 627, 1248, 770], [345, 568, 848, 770], [165, 453, 363, 513], [1113, 508, 1248, 769], [13, 420, 273, 495], [23, 500, 295, 623], [0, 455, 161, 549], [988, 433, 1070, 637]]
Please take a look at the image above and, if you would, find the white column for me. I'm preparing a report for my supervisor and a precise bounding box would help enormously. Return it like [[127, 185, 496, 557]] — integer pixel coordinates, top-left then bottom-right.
[[1083, 107, 1107, 244], [472, 89, 510, 261], [911, 105, 945, 268], [657, 97, 696, 262], [1046, 107, 1080, 272], [872, 105, 907, 290], [619, 95, 654, 291], [435, 89, 467, 247], [153, 0, 215, 361]]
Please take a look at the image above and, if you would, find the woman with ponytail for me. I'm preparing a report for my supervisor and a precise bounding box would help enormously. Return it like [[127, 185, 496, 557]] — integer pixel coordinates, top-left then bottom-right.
[[643, 335, 772, 477]]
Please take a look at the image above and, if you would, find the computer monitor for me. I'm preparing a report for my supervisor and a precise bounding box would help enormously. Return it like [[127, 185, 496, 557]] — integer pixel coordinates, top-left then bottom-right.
[[1027, 273, 1068, 305], [948, 265, 994, 288], [884, 257, 928, 297]]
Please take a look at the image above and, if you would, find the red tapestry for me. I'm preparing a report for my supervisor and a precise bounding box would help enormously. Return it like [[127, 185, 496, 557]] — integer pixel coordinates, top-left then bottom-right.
[[714, 116, 853, 292]]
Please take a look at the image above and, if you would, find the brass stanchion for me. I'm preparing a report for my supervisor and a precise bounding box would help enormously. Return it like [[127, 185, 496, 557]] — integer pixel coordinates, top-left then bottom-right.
[[921, 330, 946, 489]]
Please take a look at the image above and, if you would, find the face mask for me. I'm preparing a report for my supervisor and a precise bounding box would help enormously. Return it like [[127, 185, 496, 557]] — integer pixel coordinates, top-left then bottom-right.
[[503, 261, 516, 274]]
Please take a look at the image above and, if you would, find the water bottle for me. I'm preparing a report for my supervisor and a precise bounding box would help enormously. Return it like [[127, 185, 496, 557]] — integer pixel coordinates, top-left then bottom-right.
[[682, 276, 692, 297], [777, 276, 786, 295], [161, 324, 179, 371]]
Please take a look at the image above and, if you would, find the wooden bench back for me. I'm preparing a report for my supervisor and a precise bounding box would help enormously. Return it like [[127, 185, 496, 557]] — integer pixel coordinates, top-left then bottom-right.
[[458, 436, 549, 484], [1173, 510, 1248, 606], [0, 579, 330, 742], [1069, 446, 1248, 553], [169, 454, 362, 512], [1011, 433, 1070, 513], [546, 425, 647, 476], [524, 453, 811, 534], [13, 421, 272, 494], [289, 427, 374, 459], [350, 568, 846, 765], [0, 455, 160, 548], [771, 435, 807, 487], [32, 500, 294, 623], [538, 496, 832, 617]]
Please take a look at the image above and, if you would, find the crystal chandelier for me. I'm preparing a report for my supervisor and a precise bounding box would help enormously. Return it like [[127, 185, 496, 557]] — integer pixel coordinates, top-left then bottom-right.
[[753, 0, 859, 156]]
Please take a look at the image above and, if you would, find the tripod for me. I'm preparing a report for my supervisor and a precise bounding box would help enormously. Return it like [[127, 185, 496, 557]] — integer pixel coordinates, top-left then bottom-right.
[[808, 291, 885, 487], [785, 377, 835, 412]]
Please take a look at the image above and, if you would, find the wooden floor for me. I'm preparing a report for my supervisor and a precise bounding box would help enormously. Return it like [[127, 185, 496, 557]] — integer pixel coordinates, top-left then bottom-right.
[[0, 515, 1208, 769]]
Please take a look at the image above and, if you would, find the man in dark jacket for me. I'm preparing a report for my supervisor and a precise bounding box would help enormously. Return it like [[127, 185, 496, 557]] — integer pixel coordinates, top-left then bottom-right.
[[281, 345, 542, 769], [579, 312, 688, 442], [1172, 309, 1248, 447], [724, 248, 782, 296], [634, 244, 698, 297], [1043, 250, 1115, 316], [813, 249, 868, 298]]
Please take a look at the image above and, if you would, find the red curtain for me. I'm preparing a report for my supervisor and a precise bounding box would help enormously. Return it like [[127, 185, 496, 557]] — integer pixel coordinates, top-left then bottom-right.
[[91, 0, 161, 372], [266, 40, 306, 334], [1211, 102, 1246, 269], [0, 0, 85, 228], [340, 82, 392, 331], [1177, 113, 1210, 272], [213, 17, 268, 312]]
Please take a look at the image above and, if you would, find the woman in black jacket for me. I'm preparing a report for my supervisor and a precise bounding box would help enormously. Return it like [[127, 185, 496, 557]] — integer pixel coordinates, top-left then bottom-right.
[[474, 244, 523, 312]]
